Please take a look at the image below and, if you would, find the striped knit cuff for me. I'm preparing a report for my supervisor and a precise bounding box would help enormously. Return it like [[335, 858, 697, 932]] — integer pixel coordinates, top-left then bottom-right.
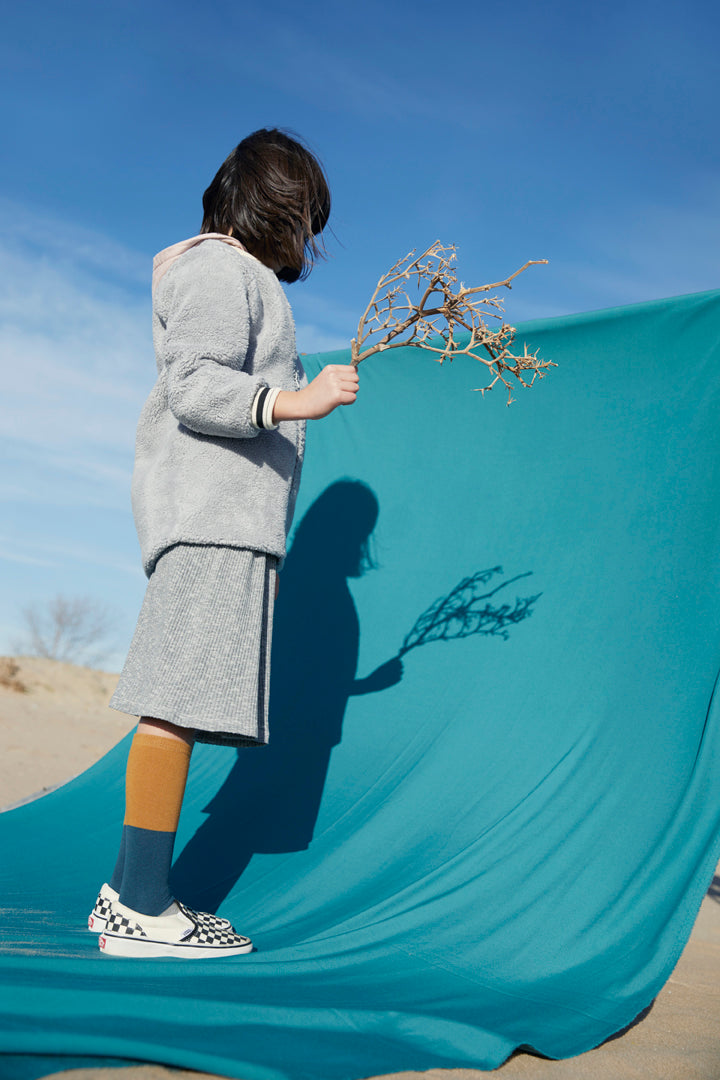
[[251, 387, 281, 430]]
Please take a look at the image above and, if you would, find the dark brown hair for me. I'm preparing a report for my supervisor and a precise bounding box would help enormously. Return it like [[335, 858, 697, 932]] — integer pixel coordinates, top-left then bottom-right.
[[201, 128, 331, 283]]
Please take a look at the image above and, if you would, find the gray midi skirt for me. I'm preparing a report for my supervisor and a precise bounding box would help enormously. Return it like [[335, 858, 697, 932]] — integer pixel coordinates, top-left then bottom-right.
[[109, 544, 277, 747]]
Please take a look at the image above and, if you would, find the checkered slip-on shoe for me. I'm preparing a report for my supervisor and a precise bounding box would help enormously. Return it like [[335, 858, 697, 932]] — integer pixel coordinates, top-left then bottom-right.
[[88, 884, 232, 934], [88, 883, 117, 932], [98, 899, 253, 958]]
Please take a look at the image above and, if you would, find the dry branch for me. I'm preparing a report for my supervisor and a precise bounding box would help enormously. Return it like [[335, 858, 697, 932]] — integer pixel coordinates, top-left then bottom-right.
[[351, 241, 554, 404]]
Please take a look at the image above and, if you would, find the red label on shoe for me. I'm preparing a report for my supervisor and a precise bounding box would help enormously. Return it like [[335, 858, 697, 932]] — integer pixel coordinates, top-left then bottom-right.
[[99, 936, 106, 950]]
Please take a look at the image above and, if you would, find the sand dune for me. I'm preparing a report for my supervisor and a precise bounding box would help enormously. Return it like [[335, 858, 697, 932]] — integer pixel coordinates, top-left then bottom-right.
[[0, 656, 135, 810]]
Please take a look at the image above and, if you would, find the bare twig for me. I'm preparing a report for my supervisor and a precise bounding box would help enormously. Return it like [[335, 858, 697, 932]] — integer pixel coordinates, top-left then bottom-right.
[[351, 242, 554, 404]]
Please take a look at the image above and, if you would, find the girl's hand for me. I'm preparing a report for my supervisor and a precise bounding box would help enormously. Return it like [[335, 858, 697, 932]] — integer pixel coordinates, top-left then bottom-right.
[[273, 364, 359, 422], [349, 656, 404, 696]]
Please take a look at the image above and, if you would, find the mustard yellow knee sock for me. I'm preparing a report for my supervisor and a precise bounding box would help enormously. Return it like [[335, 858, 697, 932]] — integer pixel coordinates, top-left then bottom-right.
[[113, 732, 192, 916]]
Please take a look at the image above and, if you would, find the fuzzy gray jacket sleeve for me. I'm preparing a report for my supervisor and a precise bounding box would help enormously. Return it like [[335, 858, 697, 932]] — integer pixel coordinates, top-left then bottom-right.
[[156, 245, 268, 438]]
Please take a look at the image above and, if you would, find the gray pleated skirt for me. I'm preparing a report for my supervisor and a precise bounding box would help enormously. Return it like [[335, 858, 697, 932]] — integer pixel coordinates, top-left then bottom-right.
[[109, 544, 277, 747]]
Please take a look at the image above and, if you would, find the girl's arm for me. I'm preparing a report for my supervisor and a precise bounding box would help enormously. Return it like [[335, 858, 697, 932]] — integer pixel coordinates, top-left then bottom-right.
[[159, 246, 359, 435], [273, 364, 359, 422], [159, 245, 275, 439]]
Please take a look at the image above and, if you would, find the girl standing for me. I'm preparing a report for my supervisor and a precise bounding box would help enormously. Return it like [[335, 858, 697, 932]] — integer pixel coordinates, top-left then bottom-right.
[[88, 128, 358, 958]]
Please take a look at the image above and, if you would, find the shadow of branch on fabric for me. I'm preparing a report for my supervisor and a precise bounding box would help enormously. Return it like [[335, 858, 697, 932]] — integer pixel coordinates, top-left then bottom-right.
[[399, 566, 540, 654]]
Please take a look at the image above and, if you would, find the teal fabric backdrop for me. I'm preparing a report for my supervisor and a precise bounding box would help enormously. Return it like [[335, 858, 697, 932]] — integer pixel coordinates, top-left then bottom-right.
[[1, 289, 720, 1080]]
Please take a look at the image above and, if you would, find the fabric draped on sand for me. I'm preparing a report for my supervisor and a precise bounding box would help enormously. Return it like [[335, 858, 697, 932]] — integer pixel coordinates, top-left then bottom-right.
[[1, 288, 720, 1080]]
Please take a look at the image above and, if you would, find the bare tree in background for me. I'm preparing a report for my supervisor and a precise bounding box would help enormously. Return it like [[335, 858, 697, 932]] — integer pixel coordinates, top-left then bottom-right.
[[16, 594, 116, 669], [351, 242, 554, 404]]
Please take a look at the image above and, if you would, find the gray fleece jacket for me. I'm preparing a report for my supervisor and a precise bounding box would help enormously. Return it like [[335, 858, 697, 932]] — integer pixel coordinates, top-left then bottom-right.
[[131, 236, 307, 577]]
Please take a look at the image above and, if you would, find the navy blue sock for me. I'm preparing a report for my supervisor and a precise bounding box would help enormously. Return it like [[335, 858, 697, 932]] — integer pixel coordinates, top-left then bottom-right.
[[118, 824, 176, 916]]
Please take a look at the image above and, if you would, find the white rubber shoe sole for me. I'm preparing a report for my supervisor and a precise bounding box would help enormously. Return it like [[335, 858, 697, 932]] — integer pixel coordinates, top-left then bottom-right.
[[99, 932, 253, 958]]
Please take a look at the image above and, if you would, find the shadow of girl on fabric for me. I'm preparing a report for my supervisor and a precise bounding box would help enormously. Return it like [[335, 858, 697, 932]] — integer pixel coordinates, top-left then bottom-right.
[[170, 479, 402, 912]]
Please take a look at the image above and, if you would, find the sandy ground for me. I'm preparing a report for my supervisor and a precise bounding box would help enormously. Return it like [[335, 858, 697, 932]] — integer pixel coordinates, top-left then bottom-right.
[[0, 656, 718, 1080], [0, 656, 136, 808]]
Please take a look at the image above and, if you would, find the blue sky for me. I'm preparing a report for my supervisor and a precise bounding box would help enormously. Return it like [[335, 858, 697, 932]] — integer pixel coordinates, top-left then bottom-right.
[[2, 0, 719, 667]]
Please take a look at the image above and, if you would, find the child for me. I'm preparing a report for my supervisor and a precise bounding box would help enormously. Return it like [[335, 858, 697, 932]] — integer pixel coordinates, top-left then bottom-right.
[[88, 129, 359, 958]]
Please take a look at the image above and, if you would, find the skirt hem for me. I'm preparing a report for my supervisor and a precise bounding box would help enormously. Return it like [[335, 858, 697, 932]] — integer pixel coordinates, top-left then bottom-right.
[[109, 696, 268, 748]]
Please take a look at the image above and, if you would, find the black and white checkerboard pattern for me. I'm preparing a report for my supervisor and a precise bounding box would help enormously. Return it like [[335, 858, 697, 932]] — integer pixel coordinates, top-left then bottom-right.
[[102, 906, 249, 948], [175, 902, 232, 931], [182, 921, 250, 947], [104, 910, 149, 938], [91, 891, 113, 922]]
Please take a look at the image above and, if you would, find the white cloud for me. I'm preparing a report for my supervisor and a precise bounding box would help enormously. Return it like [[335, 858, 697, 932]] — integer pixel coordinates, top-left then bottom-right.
[[0, 529, 143, 579], [0, 544, 56, 568], [0, 205, 153, 644], [0, 197, 148, 288], [566, 185, 720, 309], [0, 445, 132, 510], [0, 222, 153, 462]]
